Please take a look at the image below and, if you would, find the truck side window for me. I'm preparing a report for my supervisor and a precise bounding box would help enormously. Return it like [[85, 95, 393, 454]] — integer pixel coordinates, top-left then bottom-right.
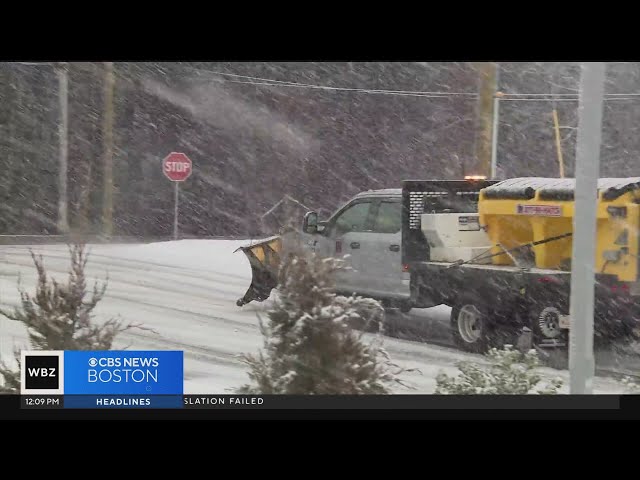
[[373, 201, 402, 233], [333, 202, 371, 236]]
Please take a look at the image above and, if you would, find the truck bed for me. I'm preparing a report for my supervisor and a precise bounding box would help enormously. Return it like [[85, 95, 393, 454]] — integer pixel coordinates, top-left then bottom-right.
[[408, 259, 573, 313]]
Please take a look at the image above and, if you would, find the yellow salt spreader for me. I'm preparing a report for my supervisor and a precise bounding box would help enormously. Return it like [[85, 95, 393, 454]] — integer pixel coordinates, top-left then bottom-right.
[[478, 177, 640, 282], [401, 177, 640, 353]]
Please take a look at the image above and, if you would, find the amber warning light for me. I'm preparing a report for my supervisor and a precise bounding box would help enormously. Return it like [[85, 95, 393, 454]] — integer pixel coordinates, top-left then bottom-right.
[[465, 175, 487, 181]]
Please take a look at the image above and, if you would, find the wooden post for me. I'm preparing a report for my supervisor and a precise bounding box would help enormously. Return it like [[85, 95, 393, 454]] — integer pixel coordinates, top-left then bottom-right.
[[55, 62, 70, 233], [474, 62, 498, 176], [552, 109, 565, 178], [102, 62, 115, 237]]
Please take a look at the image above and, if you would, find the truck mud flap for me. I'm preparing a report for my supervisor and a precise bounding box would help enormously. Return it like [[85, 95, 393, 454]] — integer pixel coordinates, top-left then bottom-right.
[[235, 236, 282, 307]]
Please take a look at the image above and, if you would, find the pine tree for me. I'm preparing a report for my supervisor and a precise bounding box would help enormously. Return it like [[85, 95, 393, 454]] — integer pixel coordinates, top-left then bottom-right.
[[0, 244, 146, 393], [238, 251, 404, 394], [0, 355, 20, 394], [435, 346, 563, 395]]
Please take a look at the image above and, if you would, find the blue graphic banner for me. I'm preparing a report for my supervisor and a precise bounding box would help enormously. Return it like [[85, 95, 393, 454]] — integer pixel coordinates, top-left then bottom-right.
[[64, 351, 183, 395]]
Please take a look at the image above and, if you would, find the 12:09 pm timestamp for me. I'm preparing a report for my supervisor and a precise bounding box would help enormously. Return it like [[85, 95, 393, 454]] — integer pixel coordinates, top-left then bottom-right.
[[21, 396, 62, 408]]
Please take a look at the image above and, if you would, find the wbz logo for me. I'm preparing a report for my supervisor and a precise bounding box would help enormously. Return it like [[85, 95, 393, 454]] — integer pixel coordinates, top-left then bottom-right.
[[21, 351, 64, 395]]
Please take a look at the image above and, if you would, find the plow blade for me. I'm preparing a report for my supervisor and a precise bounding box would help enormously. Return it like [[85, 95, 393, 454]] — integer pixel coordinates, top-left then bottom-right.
[[235, 236, 282, 307]]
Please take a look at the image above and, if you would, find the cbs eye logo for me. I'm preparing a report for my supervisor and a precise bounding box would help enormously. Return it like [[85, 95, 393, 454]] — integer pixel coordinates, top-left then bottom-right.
[[88, 358, 98, 367]]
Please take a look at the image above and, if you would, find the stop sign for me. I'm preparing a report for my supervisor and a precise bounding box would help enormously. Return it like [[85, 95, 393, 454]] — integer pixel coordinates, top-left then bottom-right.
[[163, 152, 193, 182]]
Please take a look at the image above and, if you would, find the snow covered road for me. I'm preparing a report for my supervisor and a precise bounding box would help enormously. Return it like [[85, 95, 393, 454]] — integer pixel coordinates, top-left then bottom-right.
[[0, 240, 628, 394]]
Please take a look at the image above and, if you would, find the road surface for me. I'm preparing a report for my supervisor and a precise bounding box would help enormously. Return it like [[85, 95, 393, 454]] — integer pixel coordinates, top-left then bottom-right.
[[0, 240, 630, 394]]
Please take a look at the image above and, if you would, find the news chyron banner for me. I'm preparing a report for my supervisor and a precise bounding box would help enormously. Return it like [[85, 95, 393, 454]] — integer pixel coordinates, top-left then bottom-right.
[[20, 350, 183, 409]]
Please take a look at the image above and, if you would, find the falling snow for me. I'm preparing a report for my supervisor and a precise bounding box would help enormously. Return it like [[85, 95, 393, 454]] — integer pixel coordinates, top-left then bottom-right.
[[1, 62, 640, 396]]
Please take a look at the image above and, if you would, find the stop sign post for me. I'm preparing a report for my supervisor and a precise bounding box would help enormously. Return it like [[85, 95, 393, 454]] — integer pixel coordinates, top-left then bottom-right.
[[163, 152, 193, 240]]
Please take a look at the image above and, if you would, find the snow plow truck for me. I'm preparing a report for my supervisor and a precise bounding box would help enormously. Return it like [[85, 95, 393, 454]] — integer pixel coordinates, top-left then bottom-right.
[[236, 177, 640, 353]]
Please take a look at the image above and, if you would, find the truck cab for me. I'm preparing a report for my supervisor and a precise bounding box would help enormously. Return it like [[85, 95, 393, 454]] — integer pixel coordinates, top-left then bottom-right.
[[302, 189, 412, 311]]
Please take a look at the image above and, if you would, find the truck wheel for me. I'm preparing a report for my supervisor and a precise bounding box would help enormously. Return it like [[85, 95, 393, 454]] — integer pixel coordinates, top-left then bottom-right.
[[451, 301, 492, 353], [531, 306, 566, 344]]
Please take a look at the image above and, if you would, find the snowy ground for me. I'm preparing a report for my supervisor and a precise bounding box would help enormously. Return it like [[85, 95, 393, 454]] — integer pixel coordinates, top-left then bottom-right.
[[0, 239, 630, 394]]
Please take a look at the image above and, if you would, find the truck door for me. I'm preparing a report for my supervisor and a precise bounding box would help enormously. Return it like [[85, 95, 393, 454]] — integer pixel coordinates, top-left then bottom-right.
[[367, 199, 410, 299], [321, 199, 375, 294]]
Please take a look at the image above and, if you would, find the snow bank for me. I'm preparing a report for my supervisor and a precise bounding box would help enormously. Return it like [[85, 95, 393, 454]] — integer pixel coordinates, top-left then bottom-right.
[[90, 239, 253, 275]]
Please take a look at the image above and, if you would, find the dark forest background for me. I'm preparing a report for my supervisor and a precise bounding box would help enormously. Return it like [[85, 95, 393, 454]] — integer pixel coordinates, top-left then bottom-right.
[[1, 62, 639, 237]]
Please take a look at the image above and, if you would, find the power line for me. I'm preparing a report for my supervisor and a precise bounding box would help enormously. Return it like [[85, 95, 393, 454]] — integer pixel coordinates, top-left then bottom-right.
[[206, 77, 479, 99], [196, 68, 640, 102], [190, 67, 640, 100], [502, 92, 579, 97], [499, 97, 640, 102], [501, 92, 640, 98], [189, 67, 479, 98], [13, 62, 52, 67], [11, 62, 640, 103]]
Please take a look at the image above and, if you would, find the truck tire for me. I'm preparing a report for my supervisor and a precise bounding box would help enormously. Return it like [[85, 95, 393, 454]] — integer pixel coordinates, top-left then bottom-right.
[[530, 305, 568, 347], [450, 300, 493, 353]]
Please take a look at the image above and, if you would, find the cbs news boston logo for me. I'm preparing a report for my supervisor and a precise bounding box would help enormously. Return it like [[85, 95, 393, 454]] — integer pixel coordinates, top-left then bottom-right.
[[21, 350, 183, 408]]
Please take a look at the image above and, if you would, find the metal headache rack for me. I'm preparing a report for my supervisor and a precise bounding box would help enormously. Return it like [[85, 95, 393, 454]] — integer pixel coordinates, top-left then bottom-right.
[[404, 179, 497, 231]]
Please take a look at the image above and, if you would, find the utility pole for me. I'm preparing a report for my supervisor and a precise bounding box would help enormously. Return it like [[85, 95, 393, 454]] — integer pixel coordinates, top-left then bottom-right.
[[54, 62, 70, 234], [569, 62, 606, 394], [101, 62, 115, 238], [490, 90, 503, 179], [474, 62, 498, 177]]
